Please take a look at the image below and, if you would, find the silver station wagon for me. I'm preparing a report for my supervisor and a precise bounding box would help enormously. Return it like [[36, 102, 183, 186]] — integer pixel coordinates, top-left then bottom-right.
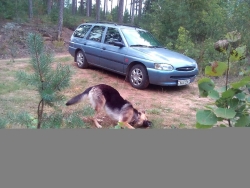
[[68, 22, 199, 89]]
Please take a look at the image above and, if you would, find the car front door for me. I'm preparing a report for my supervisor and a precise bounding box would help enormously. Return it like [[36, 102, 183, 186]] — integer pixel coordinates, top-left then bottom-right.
[[84, 25, 105, 65], [99, 27, 127, 74]]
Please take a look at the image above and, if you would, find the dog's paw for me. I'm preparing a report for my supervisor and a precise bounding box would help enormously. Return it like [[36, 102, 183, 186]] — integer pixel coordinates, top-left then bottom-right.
[[96, 124, 103, 128]]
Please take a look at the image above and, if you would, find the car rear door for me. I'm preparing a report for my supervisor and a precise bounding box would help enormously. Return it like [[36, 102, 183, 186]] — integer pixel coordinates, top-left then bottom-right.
[[84, 25, 106, 65], [99, 27, 127, 74]]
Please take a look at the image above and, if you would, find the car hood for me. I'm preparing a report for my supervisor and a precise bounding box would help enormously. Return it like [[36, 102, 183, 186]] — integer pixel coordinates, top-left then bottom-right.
[[132, 47, 196, 66]]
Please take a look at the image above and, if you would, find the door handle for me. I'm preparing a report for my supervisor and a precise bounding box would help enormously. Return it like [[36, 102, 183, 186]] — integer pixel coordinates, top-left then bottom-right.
[[102, 47, 106, 50]]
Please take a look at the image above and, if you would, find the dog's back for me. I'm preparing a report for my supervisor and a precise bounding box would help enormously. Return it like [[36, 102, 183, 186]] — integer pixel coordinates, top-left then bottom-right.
[[96, 84, 131, 109], [66, 84, 130, 108]]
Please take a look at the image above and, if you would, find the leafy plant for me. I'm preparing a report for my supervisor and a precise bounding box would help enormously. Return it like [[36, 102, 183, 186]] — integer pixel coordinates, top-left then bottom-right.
[[196, 31, 250, 128], [175, 27, 198, 59]]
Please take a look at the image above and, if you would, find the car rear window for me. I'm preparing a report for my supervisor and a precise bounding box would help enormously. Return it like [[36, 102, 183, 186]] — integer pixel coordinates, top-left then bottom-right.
[[73, 24, 92, 38]]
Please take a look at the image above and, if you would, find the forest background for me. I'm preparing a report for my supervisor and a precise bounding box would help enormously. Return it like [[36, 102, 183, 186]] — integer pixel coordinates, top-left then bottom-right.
[[1, 0, 250, 72]]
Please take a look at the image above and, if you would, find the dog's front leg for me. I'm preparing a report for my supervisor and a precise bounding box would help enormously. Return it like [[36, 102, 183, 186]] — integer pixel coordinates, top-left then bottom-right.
[[93, 116, 102, 128], [121, 122, 135, 129]]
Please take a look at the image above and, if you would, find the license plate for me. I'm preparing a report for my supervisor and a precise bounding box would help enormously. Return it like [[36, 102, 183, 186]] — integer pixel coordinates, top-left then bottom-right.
[[178, 79, 190, 86]]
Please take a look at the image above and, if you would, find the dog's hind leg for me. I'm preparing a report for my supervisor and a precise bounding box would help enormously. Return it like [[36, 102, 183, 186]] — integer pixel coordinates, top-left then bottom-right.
[[92, 101, 105, 128], [89, 87, 106, 128]]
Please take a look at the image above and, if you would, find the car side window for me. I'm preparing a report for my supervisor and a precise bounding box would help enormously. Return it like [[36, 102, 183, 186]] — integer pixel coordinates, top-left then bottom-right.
[[104, 27, 123, 45], [87, 26, 105, 42], [73, 25, 92, 38]]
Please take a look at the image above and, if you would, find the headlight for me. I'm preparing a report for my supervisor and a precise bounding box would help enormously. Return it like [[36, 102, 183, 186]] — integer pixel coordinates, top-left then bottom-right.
[[154, 63, 174, 71]]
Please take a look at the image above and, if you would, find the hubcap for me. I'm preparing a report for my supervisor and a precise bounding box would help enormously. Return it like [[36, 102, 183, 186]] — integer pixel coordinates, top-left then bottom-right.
[[77, 53, 84, 67], [131, 68, 143, 86]]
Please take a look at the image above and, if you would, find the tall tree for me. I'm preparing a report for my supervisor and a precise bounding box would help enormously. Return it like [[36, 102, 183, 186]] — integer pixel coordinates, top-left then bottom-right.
[[28, 0, 33, 19], [110, 0, 113, 12], [86, 0, 90, 16], [57, 0, 64, 40], [80, 0, 84, 15], [96, 0, 100, 21], [47, 0, 52, 14], [72, 0, 77, 15], [89, 0, 92, 16], [118, 0, 124, 23], [130, 0, 135, 24], [85, 0, 92, 17], [103, 0, 107, 15], [138, 0, 142, 20]]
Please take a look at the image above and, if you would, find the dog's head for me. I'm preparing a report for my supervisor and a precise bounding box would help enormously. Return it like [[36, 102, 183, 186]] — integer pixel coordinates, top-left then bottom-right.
[[133, 110, 152, 129]]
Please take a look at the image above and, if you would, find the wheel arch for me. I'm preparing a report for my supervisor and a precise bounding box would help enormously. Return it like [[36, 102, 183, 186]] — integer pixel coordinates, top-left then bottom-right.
[[126, 61, 147, 78], [74, 48, 86, 62]]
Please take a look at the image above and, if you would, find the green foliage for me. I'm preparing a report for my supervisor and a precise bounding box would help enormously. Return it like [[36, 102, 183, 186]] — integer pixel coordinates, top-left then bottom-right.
[[196, 31, 250, 128], [175, 27, 199, 59], [12, 33, 87, 129], [123, 9, 130, 24], [0, 118, 7, 129]]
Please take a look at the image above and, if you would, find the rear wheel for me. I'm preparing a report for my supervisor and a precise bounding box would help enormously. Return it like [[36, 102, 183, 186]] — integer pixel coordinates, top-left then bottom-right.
[[129, 64, 149, 89], [76, 50, 88, 68]]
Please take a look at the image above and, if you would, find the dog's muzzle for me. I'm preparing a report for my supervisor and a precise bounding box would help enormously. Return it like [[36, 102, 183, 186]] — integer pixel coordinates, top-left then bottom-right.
[[141, 120, 153, 128]]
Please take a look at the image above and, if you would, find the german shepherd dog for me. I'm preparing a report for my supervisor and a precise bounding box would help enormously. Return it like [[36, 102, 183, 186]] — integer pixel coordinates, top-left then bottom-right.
[[66, 84, 152, 129]]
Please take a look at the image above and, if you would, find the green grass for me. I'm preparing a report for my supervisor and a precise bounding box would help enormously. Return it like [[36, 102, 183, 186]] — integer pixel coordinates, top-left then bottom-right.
[[150, 117, 164, 128], [0, 82, 21, 95], [147, 108, 162, 115], [56, 56, 72, 62]]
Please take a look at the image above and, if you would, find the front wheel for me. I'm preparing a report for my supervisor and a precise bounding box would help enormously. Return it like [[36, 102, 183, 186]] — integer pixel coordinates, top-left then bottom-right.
[[76, 50, 88, 68], [129, 64, 149, 89]]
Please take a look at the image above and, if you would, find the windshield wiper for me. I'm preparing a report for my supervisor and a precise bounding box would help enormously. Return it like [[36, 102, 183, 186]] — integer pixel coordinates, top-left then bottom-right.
[[130, 44, 163, 48], [130, 44, 150, 47], [149, 45, 163, 48]]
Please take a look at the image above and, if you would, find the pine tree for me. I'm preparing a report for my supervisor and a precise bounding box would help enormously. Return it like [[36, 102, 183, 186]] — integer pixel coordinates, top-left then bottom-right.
[[0, 33, 92, 129]]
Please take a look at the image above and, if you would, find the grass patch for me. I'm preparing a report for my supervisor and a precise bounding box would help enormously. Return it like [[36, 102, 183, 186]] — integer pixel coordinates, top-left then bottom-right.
[[0, 82, 21, 95], [151, 117, 164, 128], [147, 108, 162, 115], [56, 56, 72, 62]]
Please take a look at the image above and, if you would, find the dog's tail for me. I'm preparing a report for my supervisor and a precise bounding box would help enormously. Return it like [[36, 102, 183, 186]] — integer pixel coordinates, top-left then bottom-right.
[[66, 86, 93, 106]]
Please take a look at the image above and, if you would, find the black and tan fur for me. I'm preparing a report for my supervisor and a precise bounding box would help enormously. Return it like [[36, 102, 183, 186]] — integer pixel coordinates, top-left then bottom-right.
[[66, 84, 152, 129]]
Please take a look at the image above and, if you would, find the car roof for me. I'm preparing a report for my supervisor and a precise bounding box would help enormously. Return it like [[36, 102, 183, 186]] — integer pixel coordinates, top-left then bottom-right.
[[82, 21, 142, 30]]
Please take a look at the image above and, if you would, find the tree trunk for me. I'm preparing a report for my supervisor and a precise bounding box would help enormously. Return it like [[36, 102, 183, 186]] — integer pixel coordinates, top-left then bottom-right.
[[138, 0, 142, 20], [89, 0, 92, 16], [104, 0, 108, 16], [110, 0, 113, 12], [47, 0, 52, 14], [58, 0, 64, 40], [131, 0, 135, 24], [96, 0, 100, 21], [72, 0, 76, 15], [118, 0, 124, 23], [80, 0, 84, 15], [86, 0, 89, 16], [28, 0, 33, 19]]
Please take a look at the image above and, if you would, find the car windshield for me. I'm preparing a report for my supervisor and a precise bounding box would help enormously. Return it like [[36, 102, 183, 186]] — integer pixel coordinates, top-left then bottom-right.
[[121, 28, 163, 47]]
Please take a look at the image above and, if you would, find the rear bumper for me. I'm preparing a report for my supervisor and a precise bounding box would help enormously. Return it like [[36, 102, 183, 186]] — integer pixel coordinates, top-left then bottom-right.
[[68, 46, 76, 58]]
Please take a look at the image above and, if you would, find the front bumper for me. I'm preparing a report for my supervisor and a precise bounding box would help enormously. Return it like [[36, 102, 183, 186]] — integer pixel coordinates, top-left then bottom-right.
[[147, 68, 198, 86]]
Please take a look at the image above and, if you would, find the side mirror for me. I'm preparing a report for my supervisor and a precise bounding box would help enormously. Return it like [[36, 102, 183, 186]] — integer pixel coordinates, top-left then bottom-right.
[[113, 41, 125, 48]]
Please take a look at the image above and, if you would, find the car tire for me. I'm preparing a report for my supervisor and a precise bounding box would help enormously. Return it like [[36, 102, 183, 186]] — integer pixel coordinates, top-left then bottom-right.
[[129, 64, 149, 89], [76, 50, 88, 68]]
